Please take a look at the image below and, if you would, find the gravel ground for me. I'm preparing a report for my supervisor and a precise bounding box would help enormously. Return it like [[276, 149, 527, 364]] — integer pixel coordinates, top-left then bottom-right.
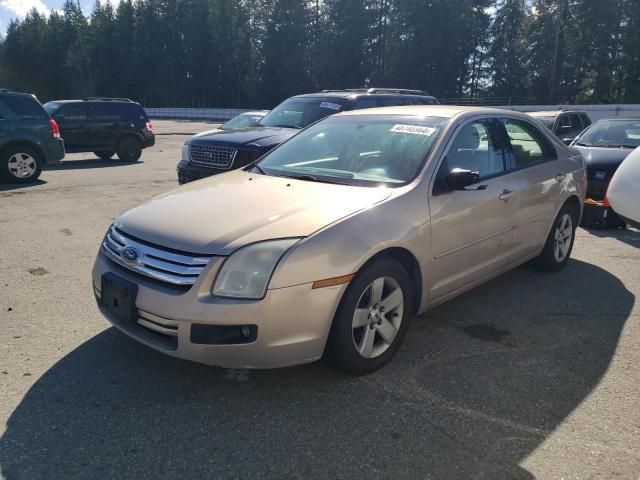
[[1, 120, 639, 479]]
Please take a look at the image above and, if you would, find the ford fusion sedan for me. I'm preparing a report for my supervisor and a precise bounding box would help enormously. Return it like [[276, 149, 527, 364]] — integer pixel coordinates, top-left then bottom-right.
[[94, 105, 585, 375]]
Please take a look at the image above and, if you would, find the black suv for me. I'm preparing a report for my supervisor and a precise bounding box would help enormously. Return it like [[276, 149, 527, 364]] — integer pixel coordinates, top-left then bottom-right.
[[177, 88, 439, 183], [525, 110, 592, 145], [0, 89, 65, 183], [44, 98, 154, 162]]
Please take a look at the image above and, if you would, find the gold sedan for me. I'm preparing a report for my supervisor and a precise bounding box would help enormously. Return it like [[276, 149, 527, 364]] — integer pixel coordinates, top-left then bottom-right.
[[92, 106, 586, 375]]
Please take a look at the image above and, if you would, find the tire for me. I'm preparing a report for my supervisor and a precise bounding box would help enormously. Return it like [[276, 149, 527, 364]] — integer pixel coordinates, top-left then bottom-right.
[[1, 145, 43, 183], [94, 150, 115, 160], [535, 203, 579, 272], [325, 258, 413, 375], [116, 137, 142, 162]]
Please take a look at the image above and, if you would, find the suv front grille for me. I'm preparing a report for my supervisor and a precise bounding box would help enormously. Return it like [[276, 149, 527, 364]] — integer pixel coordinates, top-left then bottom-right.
[[189, 143, 237, 168], [101, 226, 214, 286]]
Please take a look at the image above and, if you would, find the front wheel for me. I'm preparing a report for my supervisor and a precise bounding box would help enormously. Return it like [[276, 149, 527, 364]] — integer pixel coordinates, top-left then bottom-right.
[[116, 138, 142, 162], [326, 258, 413, 375], [1, 146, 43, 183], [535, 203, 578, 272]]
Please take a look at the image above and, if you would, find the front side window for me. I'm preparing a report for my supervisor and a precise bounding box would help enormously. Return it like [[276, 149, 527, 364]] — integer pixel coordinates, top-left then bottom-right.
[[254, 115, 447, 187], [442, 119, 507, 180], [502, 118, 556, 168], [575, 119, 640, 148], [259, 98, 349, 129]]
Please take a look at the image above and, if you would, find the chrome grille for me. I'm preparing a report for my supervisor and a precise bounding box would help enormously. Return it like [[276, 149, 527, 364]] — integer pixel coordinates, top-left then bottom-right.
[[189, 143, 237, 168], [101, 225, 213, 286]]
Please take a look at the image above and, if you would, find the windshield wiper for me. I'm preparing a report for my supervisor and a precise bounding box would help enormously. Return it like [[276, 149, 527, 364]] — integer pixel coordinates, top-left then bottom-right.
[[250, 164, 268, 175], [270, 124, 302, 129], [283, 173, 350, 185]]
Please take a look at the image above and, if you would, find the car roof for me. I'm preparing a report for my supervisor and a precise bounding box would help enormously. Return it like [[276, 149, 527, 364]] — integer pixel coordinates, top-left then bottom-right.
[[239, 110, 269, 115], [0, 90, 35, 98], [595, 117, 640, 122], [293, 90, 437, 101], [338, 104, 525, 119], [526, 110, 587, 116]]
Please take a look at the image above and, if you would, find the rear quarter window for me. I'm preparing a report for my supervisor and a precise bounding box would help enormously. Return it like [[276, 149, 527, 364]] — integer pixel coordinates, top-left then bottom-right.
[[1, 95, 47, 120]]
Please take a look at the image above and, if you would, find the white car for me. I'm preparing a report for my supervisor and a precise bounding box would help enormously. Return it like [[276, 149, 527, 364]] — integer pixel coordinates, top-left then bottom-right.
[[607, 147, 640, 228]]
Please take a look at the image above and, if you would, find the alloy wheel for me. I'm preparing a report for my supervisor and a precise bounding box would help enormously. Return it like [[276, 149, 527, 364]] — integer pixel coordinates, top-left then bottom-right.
[[352, 276, 404, 359], [8, 152, 37, 179], [554, 213, 573, 262]]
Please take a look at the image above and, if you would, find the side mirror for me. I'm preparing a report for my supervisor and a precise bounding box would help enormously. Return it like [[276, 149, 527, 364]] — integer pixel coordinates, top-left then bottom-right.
[[444, 168, 480, 190]]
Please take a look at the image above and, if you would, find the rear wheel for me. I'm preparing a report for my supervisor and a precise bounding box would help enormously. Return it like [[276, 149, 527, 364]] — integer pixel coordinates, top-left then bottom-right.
[[326, 258, 413, 375], [116, 138, 142, 162], [1, 146, 43, 183], [535, 203, 578, 272], [94, 150, 115, 160]]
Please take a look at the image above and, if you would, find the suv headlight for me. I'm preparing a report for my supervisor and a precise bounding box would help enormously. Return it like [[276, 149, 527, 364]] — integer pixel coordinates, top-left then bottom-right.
[[182, 142, 190, 161], [212, 239, 301, 299]]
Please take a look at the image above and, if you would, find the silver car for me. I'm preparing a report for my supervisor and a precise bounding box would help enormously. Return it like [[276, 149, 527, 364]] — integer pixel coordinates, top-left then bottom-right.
[[92, 106, 586, 375]]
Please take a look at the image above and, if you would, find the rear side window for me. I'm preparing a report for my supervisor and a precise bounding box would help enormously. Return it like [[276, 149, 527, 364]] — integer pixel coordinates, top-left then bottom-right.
[[59, 103, 87, 120], [569, 114, 583, 131], [1, 95, 47, 120], [502, 118, 557, 168], [581, 114, 592, 128], [90, 103, 123, 122], [118, 103, 148, 123]]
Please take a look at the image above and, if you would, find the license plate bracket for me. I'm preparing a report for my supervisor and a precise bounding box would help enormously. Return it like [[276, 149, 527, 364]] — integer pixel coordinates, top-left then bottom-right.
[[101, 273, 138, 323]]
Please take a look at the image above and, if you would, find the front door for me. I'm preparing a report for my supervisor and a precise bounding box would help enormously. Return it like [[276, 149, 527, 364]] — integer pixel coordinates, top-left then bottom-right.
[[429, 118, 518, 300]]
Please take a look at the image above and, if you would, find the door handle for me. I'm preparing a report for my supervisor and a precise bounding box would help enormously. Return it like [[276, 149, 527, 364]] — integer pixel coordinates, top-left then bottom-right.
[[498, 189, 514, 202], [555, 173, 567, 182]]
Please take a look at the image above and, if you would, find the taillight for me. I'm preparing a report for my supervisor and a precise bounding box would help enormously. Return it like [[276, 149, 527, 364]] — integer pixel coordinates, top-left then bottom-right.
[[145, 121, 153, 132], [49, 119, 60, 138]]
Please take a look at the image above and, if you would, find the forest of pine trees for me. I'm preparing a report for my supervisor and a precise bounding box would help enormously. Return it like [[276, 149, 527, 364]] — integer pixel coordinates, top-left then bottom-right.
[[0, 0, 638, 108]]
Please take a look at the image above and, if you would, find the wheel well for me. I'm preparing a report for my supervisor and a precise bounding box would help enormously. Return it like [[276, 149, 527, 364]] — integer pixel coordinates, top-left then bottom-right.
[[118, 133, 143, 147], [361, 247, 422, 314], [563, 195, 582, 221], [1, 140, 43, 160]]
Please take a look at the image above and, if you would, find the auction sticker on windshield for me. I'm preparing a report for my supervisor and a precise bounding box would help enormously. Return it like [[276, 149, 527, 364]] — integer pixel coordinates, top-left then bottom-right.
[[390, 124, 437, 136], [319, 102, 343, 111]]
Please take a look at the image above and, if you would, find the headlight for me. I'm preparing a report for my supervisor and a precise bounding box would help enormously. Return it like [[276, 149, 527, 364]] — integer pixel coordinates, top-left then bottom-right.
[[212, 239, 301, 299], [182, 142, 190, 161]]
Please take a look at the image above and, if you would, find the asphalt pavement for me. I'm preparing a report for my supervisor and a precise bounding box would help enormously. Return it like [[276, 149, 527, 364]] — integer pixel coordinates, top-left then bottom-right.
[[1, 120, 639, 479]]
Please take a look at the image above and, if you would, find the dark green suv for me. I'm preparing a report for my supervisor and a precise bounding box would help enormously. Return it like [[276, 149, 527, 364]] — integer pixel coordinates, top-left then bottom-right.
[[0, 89, 65, 183]]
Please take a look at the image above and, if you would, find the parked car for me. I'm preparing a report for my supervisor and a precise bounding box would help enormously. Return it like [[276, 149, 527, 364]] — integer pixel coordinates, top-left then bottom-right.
[[525, 109, 591, 145], [44, 98, 154, 162], [93, 105, 585, 375], [606, 146, 640, 229], [193, 110, 269, 138], [0, 89, 65, 183], [177, 88, 439, 184]]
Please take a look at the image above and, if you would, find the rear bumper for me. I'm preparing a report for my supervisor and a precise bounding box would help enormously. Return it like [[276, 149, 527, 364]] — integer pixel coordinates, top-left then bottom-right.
[[177, 160, 227, 184], [142, 131, 155, 148], [43, 138, 65, 165]]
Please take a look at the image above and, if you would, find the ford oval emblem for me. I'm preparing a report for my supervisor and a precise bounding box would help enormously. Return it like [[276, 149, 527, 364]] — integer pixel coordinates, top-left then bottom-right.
[[595, 171, 606, 180], [121, 246, 141, 264]]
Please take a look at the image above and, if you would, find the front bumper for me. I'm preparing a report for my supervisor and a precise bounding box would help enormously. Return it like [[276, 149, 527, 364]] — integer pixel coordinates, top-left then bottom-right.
[[92, 252, 346, 369], [177, 160, 227, 184]]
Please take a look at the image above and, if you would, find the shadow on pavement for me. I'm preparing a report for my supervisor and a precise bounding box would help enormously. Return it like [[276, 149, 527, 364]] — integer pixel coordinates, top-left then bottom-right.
[[585, 226, 640, 249], [44, 159, 143, 170], [0, 259, 634, 479], [0, 179, 47, 192]]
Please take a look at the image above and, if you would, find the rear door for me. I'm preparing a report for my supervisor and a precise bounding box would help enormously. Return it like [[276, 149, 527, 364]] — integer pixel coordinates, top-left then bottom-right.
[[87, 102, 121, 150], [52, 103, 88, 150], [428, 117, 517, 300], [500, 117, 563, 258]]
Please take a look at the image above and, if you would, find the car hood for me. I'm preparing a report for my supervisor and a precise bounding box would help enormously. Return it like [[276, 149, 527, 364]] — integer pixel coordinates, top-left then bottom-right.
[[115, 170, 393, 255], [572, 145, 634, 168], [189, 126, 298, 148]]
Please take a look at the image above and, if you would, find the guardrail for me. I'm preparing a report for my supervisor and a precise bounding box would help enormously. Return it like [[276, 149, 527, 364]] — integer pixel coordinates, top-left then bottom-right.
[[145, 104, 640, 123], [145, 107, 252, 121]]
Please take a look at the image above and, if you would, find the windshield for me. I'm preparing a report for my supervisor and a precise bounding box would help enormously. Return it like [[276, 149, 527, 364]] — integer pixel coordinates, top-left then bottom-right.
[[259, 97, 349, 129], [534, 116, 555, 129], [221, 113, 265, 130], [252, 115, 448, 187], [575, 119, 640, 148]]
